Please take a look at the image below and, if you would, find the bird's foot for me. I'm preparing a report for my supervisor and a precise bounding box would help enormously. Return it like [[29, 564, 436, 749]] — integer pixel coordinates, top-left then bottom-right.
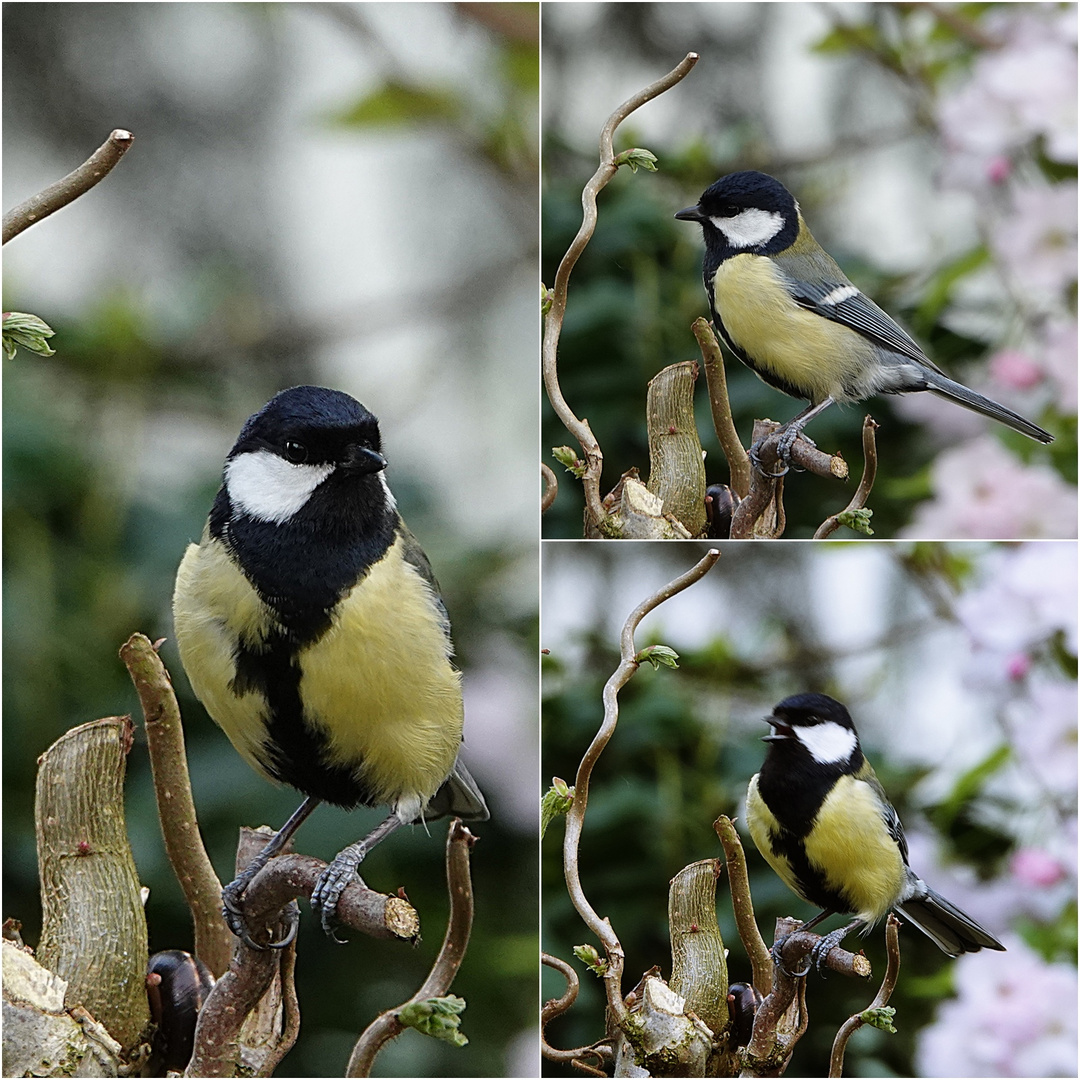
[[749, 422, 819, 478], [808, 927, 852, 975], [221, 871, 298, 951], [748, 437, 789, 478], [770, 932, 812, 978], [310, 840, 371, 940]]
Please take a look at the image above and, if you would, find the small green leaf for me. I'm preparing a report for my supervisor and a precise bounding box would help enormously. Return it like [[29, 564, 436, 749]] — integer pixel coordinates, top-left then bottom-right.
[[614, 147, 658, 174], [573, 944, 608, 977], [398, 995, 469, 1047], [541, 778, 575, 839], [635, 644, 680, 670], [3, 311, 56, 359], [860, 1005, 897, 1034], [552, 446, 585, 478], [836, 507, 874, 535], [540, 282, 554, 315]]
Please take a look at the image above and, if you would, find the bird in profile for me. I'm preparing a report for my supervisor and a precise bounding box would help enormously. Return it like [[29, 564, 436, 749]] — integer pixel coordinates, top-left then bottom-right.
[[677, 171, 1054, 469]]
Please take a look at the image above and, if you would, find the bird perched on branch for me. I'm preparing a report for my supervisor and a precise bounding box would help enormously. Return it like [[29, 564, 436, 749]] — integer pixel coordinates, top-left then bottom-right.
[[676, 171, 1053, 470], [746, 692, 1005, 972], [173, 385, 488, 946]]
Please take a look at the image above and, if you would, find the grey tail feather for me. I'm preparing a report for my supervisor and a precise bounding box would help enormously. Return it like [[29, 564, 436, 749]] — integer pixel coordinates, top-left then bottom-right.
[[426, 759, 490, 822], [922, 371, 1053, 444], [895, 887, 1005, 957]]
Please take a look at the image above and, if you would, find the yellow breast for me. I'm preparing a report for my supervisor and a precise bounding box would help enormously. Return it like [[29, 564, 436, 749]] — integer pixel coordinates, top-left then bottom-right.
[[711, 255, 871, 403], [172, 533, 463, 808]]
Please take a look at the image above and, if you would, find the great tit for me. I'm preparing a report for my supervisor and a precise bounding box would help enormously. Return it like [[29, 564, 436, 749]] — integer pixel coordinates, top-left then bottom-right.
[[676, 171, 1054, 465], [745, 693, 1004, 970], [172, 385, 488, 945]]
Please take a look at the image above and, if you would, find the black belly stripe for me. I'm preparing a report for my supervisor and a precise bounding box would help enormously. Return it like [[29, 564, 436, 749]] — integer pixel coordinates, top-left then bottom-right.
[[764, 822, 852, 915], [230, 630, 378, 810], [211, 482, 403, 808], [756, 743, 864, 915]]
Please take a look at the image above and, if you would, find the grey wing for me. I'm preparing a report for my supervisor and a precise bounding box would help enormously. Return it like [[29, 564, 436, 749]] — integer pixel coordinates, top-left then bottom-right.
[[785, 273, 941, 373], [867, 774, 910, 867], [396, 523, 489, 822], [396, 522, 453, 642]]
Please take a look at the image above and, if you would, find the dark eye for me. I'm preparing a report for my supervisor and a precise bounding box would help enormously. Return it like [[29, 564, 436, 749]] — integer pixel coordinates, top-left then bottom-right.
[[717, 204, 740, 218], [283, 440, 308, 464]]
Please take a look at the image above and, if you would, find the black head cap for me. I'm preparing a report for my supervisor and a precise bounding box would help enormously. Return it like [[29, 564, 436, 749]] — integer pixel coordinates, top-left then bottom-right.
[[770, 692, 858, 733], [679, 171, 797, 221], [230, 385, 385, 472]]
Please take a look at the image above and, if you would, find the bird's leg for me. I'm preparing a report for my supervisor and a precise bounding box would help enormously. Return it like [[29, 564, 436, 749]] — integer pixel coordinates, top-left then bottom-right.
[[771, 908, 834, 977], [222, 795, 321, 950], [310, 809, 409, 939], [749, 397, 836, 477]]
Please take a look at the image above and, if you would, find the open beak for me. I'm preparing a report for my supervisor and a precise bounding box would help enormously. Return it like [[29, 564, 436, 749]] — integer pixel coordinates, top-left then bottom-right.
[[761, 717, 794, 743]]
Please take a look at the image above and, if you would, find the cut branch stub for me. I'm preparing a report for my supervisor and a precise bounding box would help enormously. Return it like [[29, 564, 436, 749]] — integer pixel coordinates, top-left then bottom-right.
[[35, 716, 150, 1050], [646, 361, 707, 536]]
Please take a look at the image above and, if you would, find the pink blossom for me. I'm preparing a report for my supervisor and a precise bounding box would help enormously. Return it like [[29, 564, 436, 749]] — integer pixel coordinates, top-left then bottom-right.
[[1005, 652, 1032, 681], [990, 182, 1078, 303], [1010, 848, 1067, 888], [916, 938, 1077, 1077], [988, 348, 1043, 391], [901, 437, 1077, 539]]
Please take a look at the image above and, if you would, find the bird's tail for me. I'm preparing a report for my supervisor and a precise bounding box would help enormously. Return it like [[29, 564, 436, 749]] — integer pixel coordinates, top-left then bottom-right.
[[426, 759, 490, 822], [895, 881, 1005, 956], [920, 370, 1053, 444]]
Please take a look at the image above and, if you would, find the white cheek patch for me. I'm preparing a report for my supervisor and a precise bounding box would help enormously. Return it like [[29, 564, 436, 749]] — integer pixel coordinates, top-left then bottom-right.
[[225, 450, 334, 524], [711, 207, 785, 249], [794, 720, 858, 765], [820, 285, 859, 306]]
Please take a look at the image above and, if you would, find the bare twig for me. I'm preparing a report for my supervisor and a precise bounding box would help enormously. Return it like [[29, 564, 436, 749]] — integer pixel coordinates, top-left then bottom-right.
[[540, 953, 613, 1069], [188, 833, 417, 1077], [542, 53, 699, 534], [36, 718, 149, 1050], [120, 633, 232, 977], [829, 914, 901, 1078], [252, 944, 300, 1078], [713, 816, 771, 995], [694, 318, 751, 499], [563, 548, 720, 1029], [346, 820, 477, 1077], [541, 462, 558, 513], [3, 129, 134, 244], [668, 859, 728, 1036], [814, 416, 879, 539]]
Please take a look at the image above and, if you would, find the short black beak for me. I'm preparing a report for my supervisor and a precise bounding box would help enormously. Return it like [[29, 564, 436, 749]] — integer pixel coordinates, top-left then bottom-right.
[[341, 445, 387, 475], [675, 204, 705, 222]]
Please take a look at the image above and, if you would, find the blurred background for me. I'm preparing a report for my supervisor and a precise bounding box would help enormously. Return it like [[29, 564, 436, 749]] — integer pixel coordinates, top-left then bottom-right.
[[3, 3, 538, 1075], [541, 541, 1077, 1078], [542, 2, 1076, 539]]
